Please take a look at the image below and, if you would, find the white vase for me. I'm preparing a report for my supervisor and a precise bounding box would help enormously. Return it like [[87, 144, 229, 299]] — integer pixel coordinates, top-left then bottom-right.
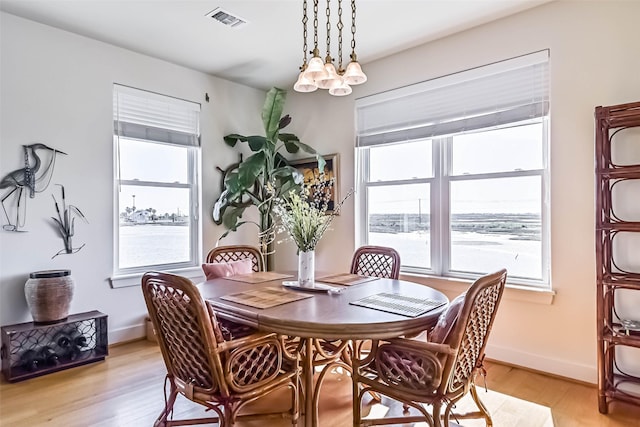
[[298, 250, 315, 287]]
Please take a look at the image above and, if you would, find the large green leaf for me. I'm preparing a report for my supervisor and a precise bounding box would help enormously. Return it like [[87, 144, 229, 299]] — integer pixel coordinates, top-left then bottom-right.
[[224, 134, 248, 147], [292, 141, 327, 172], [283, 142, 300, 154], [278, 133, 299, 143], [236, 152, 266, 190], [224, 171, 243, 195], [212, 189, 229, 224], [295, 140, 318, 155], [224, 134, 267, 152], [271, 165, 302, 182], [274, 152, 289, 168], [262, 88, 287, 142], [279, 133, 301, 153], [270, 166, 303, 199], [247, 136, 267, 151], [316, 155, 326, 174], [222, 206, 247, 230]]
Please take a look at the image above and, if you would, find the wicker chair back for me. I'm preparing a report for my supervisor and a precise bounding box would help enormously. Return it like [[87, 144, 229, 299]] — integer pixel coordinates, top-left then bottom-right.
[[442, 269, 507, 396], [350, 245, 401, 279], [142, 272, 224, 394], [206, 245, 263, 272]]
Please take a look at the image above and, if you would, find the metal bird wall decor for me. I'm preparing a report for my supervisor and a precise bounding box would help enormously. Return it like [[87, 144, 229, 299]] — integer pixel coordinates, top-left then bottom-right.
[[0, 143, 66, 231]]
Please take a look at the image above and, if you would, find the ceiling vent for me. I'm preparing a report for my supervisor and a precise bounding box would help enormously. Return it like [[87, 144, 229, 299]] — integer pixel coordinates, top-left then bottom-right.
[[206, 7, 248, 29]]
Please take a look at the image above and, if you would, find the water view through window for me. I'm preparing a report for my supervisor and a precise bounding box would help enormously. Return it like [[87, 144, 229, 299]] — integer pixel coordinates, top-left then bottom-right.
[[119, 224, 190, 269], [116, 138, 195, 271], [363, 122, 546, 283], [369, 216, 541, 280]]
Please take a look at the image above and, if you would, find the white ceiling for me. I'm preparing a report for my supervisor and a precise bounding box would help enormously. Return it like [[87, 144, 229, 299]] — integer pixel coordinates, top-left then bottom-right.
[[0, 0, 551, 91]]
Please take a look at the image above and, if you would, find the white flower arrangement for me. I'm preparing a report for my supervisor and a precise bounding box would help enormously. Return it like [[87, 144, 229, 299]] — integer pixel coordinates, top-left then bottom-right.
[[273, 176, 351, 252]]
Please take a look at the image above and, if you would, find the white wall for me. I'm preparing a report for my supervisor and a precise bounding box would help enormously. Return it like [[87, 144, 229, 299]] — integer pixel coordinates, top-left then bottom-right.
[[282, 0, 640, 383], [0, 12, 265, 343]]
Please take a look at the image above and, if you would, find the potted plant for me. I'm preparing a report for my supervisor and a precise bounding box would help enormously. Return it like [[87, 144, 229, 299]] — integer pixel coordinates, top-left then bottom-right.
[[213, 87, 325, 269]]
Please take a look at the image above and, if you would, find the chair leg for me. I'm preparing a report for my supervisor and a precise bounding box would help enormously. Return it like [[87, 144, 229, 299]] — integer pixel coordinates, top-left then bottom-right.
[[432, 401, 443, 427], [153, 383, 178, 427], [291, 381, 300, 426], [470, 382, 493, 426], [224, 401, 238, 427], [352, 375, 361, 426]]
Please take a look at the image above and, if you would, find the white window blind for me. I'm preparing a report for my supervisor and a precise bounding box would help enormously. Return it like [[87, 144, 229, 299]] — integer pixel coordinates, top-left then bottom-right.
[[356, 50, 549, 147], [113, 84, 201, 146]]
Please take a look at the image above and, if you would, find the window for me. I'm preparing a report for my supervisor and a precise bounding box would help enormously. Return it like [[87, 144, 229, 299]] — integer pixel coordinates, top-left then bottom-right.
[[113, 84, 201, 276], [355, 51, 550, 287]]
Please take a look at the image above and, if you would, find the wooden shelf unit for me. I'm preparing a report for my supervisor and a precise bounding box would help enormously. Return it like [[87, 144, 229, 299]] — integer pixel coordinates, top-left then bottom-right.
[[1, 311, 108, 382], [595, 101, 640, 413]]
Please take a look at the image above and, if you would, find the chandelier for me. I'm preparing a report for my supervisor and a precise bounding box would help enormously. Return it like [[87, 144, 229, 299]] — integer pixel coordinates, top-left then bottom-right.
[[294, 0, 367, 96]]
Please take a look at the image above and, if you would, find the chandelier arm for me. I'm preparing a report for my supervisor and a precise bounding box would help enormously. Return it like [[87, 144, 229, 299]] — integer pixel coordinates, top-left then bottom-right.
[[313, 0, 319, 55], [350, 0, 357, 59], [337, 0, 344, 71], [325, 0, 331, 60], [301, 0, 308, 67]]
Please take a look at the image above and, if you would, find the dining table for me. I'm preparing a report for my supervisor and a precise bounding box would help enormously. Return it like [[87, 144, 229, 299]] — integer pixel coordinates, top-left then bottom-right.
[[198, 271, 449, 427]]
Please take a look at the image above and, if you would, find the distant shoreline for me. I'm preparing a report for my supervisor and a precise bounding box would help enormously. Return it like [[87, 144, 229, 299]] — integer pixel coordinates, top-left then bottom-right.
[[370, 213, 540, 241], [120, 221, 188, 227]]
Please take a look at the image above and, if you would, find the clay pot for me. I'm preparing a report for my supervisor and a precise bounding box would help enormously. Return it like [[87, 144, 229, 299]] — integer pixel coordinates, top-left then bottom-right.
[[24, 270, 74, 323]]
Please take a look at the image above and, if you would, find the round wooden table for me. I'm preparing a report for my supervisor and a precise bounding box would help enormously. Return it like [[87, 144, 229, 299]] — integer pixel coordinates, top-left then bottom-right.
[[200, 274, 448, 427]]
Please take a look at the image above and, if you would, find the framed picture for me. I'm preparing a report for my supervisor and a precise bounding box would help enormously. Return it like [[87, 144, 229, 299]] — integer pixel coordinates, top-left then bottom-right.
[[290, 153, 339, 213]]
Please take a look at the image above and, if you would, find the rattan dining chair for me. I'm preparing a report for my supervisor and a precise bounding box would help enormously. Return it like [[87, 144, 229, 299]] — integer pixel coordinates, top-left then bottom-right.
[[326, 245, 401, 360], [206, 244, 264, 272], [352, 269, 507, 427], [345, 245, 402, 363], [204, 245, 265, 339], [142, 271, 299, 427], [350, 245, 401, 279]]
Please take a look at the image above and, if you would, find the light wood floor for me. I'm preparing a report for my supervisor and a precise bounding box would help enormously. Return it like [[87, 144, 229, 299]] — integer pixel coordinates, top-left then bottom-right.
[[1, 340, 639, 426]]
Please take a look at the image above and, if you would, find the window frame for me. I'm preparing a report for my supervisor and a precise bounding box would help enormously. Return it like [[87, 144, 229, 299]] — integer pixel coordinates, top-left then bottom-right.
[[356, 119, 550, 288], [111, 85, 202, 281], [355, 51, 551, 288]]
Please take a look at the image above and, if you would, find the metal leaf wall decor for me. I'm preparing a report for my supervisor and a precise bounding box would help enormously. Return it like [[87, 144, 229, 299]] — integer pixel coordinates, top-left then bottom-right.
[[50, 184, 88, 258]]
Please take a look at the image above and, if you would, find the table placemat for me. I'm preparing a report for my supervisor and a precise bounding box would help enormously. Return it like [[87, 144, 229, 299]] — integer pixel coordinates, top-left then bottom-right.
[[316, 273, 378, 286], [220, 287, 313, 309], [224, 271, 294, 284], [350, 293, 446, 317]]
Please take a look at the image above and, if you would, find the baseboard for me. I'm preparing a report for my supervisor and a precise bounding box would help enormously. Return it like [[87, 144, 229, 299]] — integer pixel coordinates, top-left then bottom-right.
[[105, 325, 598, 384], [108, 323, 145, 345], [485, 343, 597, 385]]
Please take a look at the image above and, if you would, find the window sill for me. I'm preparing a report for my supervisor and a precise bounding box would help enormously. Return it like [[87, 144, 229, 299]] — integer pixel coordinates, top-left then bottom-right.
[[399, 272, 555, 305], [110, 266, 205, 289]]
